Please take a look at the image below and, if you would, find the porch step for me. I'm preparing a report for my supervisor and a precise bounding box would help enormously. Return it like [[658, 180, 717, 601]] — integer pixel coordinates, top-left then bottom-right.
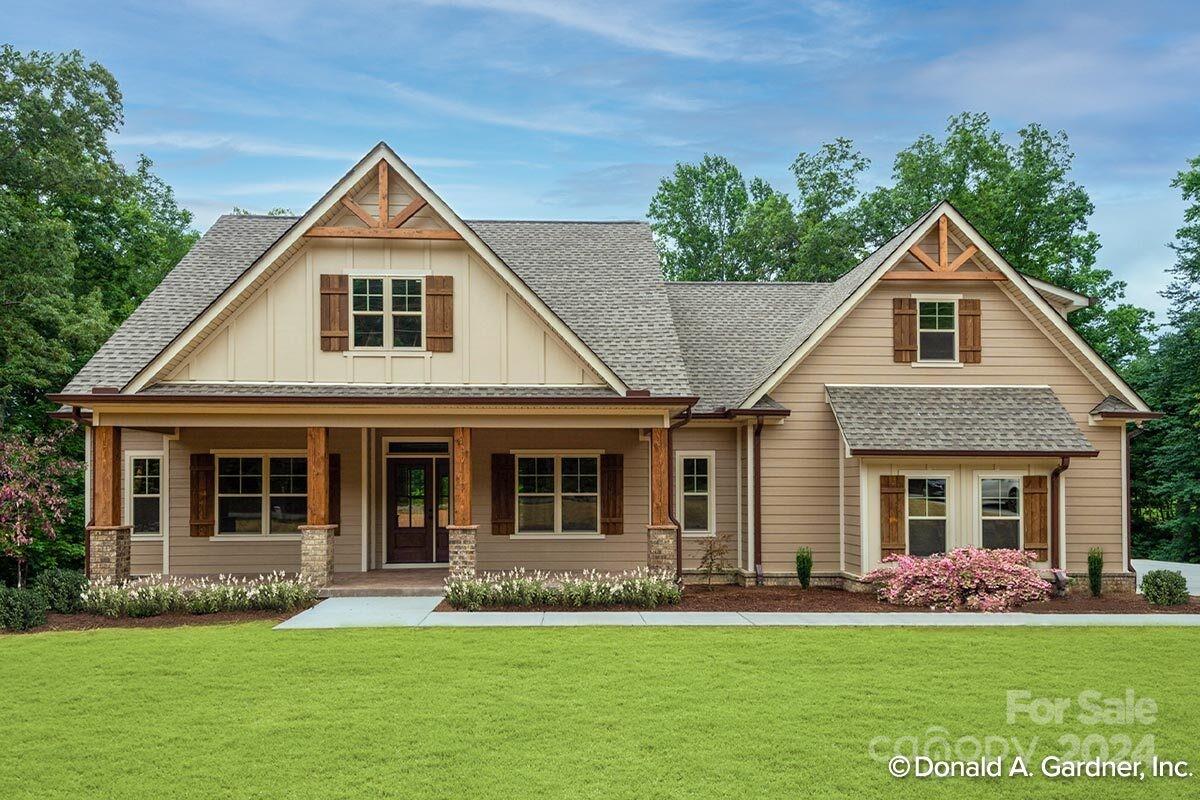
[[319, 569, 448, 598], [319, 585, 444, 598]]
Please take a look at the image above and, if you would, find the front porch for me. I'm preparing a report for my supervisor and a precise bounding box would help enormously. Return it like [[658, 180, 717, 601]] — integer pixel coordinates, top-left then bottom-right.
[[320, 568, 449, 597]]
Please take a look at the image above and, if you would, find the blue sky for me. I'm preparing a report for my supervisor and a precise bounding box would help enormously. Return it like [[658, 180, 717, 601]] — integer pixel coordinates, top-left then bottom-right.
[[5, 0, 1199, 314]]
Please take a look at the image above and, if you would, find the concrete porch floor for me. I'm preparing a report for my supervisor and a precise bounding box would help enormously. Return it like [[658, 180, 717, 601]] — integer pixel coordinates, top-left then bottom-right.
[[319, 568, 448, 598]]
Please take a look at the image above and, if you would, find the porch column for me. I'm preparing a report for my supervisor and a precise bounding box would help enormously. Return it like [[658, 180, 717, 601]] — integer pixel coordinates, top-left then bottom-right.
[[299, 426, 336, 586], [86, 425, 131, 582], [447, 426, 478, 579], [647, 427, 677, 574]]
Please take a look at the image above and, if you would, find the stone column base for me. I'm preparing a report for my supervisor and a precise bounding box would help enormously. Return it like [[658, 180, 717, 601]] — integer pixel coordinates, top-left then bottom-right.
[[447, 525, 478, 580], [299, 525, 338, 586], [86, 525, 132, 582], [647, 524, 678, 575]]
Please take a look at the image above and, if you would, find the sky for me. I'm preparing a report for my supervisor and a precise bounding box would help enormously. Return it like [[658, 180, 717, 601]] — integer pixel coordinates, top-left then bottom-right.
[[5, 0, 1199, 314]]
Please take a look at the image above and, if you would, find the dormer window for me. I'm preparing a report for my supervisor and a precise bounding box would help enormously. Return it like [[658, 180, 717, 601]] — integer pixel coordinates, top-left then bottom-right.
[[917, 300, 957, 362]]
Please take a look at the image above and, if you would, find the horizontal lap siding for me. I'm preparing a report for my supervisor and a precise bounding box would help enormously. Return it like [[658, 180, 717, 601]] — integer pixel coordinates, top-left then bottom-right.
[[762, 281, 1122, 576], [121, 429, 166, 575], [843, 454, 860, 573], [673, 426, 739, 569]]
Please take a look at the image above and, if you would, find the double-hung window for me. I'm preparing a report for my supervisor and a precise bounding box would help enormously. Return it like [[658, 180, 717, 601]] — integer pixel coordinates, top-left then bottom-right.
[[352, 277, 423, 349], [515, 455, 599, 534], [216, 455, 307, 535], [678, 453, 715, 535], [907, 477, 948, 556], [980, 478, 1021, 549], [917, 300, 957, 362], [128, 455, 162, 536]]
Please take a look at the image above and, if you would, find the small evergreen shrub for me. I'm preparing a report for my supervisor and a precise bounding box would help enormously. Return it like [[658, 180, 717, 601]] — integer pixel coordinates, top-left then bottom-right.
[[30, 568, 88, 614], [1087, 547, 1104, 597], [0, 587, 49, 631], [1141, 570, 1190, 606], [445, 568, 682, 611], [795, 547, 813, 589], [863, 548, 1050, 612]]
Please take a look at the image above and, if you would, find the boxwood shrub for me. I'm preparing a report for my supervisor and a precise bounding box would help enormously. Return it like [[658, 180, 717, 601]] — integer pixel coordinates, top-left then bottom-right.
[[0, 587, 49, 631], [31, 568, 88, 614], [1141, 570, 1190, 606]]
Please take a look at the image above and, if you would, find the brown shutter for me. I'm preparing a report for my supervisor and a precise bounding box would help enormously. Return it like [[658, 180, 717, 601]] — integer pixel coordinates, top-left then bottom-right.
[[189, 453, 215, 537], [327, 453, 341, 527], [600, 454, 624, 535], [893, 298, 917, 363], [959, 298, 981, 364], [880, 474, 906, 556], [320, 274, 349, 351], [1023, 475, 1049, 561], [491, 453, 515, 535], [425, 275, 453, 352]]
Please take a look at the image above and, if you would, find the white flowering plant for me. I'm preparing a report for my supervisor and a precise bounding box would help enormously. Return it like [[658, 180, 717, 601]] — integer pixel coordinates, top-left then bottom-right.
[[79, 571, 316, 617], [444, 567, 682, 611]]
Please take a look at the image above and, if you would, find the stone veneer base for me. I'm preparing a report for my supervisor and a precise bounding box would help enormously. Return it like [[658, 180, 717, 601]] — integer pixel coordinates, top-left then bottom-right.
[[447, 525, 479, 579], [299, 525, 338, 587], [86, 525, 132, 582]]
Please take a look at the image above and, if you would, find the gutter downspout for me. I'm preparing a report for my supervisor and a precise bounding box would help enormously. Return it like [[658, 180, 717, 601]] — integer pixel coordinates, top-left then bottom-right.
[[753, 417, 765, 580], [667, 408, 692, 582], [1050, 456, 1070, 571]]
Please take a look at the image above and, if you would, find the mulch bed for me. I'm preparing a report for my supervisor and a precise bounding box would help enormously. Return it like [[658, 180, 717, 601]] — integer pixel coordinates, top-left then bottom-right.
[[9, 609, 305, 635], [435, 585, 1200, 614]]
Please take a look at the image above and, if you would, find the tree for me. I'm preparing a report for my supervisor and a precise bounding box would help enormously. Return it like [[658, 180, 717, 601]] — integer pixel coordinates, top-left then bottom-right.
[[0, 429, 78, 587], [231, 206, 294, 216], [1128, 156, 1200, 562], [785, 138, 870, 281]]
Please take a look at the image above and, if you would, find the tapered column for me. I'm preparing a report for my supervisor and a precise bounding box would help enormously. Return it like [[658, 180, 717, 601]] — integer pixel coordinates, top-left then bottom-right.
[[300, 426, 336, 586], [647, 427, 676, 573], [87, 425, 131, 581], [447, 426, 478, 579]]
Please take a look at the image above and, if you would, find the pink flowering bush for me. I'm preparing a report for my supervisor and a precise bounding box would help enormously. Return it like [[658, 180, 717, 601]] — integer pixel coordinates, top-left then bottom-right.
[[863, 548, 1051, 612], [0, 428, 78, 588]]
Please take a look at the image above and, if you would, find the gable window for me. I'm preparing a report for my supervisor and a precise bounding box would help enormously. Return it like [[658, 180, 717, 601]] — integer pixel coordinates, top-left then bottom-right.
[[217, 455, 307, 536], [917, 300, 957, 362], [515, 454, 600, 535], [677, 453, 716, 535], [980, 477, 1021, 549], [907, 477, 947, 556], [127, 455, 162, 536], [352, 277, 423, 349]]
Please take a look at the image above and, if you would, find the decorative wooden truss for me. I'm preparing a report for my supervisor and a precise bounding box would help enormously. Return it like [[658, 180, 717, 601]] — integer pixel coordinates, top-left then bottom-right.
[[881, 215, 1003, 281], [304, 160, 463, 240]]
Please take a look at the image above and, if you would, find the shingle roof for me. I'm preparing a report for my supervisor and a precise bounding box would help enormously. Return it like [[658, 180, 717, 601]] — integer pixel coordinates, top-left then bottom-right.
[[825, 385, 1097, 455]]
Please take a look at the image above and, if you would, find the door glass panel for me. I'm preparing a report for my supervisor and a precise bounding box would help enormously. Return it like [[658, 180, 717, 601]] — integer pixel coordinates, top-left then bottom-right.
[[408, 469, 426, 528], [438, 469, 450, 527]]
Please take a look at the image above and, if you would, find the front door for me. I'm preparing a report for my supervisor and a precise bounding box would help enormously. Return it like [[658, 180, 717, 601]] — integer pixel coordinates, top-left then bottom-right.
[[387, 458, 433, 563]]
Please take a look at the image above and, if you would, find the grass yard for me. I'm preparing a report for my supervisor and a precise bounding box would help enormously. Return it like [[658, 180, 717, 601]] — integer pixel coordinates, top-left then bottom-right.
[[1, 624, 1198, 799]]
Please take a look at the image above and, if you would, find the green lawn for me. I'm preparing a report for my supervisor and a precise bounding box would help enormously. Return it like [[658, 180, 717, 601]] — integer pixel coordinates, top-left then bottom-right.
[[1, 624, 1198, 799]]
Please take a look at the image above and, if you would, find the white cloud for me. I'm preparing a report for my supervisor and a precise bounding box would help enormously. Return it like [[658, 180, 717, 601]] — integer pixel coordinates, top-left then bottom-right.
[[114, 132, 361, 160]]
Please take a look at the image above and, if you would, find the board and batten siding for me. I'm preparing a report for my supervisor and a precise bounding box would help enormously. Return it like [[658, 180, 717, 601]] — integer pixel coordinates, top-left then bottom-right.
[[762, 279, 1123, 576]]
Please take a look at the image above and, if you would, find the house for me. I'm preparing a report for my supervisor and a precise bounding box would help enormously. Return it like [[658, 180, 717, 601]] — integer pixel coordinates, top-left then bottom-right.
[[51, 142, 1158, 592]]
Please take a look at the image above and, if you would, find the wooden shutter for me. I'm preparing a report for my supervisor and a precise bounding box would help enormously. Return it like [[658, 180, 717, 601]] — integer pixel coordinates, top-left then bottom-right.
[[425, 275, 453, 352], [320, 274, 349, 351], [189, 453, 215, 537], [328, 453, 341, 527], [600, 454, 624, 535], [880, 474, 906, 556], [1023, 475, 1049, 561], [491, 453, 515, 535], [959, 298, 981, 364], [893, 298, 917, 363]]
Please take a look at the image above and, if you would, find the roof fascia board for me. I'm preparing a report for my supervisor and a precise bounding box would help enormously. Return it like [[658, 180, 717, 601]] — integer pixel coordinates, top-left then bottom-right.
[[125, 143, 627, 395], [1023, 274, 1090, 313]]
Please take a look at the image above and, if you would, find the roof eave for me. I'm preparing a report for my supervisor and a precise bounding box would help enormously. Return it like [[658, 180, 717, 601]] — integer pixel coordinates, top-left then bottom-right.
[[47, 392, 698, 409], [849, 448, 1100, 458]]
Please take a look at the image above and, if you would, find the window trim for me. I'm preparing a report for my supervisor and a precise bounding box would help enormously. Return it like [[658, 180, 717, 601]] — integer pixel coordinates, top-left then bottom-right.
[[904, 471, 952, 556], [913, 293, 960, 365], [510, 450, 604, 538], [211, 450, 307, 541], [349, 274, 426, 352], [974, 471, 1027, 553], [124, 450, 164, 540], [675, 450, 717, 537]]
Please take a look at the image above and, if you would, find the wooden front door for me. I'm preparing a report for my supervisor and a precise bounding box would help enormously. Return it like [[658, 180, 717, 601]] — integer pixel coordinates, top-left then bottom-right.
[[387, 458, 433, 563]]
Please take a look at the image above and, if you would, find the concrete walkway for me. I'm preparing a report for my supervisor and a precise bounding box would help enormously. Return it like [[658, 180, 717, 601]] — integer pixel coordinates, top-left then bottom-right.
[[275, 597, 1200, 629], [1132, 559, 1200, 594]]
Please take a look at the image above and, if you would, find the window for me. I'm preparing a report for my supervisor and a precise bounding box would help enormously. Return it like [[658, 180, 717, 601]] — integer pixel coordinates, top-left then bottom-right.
[[917, 300, 956, 361], [216, 455, 307, 535], [907, 477, 947, 556], [351, 276, 423, 349], [515, 455, 600, 534], [129, 456, 162, 535], [980, 478, 1021, 549], [678, 454, 714, 534]]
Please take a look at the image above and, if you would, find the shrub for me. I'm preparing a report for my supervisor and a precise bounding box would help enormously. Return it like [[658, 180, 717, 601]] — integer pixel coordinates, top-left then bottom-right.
[[697, 533, 731, 586], [795, 547, 813, 589], [1141, 570, 1190, 606], [445, 568, 682, 611], [1087, 548, 1104, 597], [79, 573, 316, 617], [863, 548, 1051, 612], [30, 568, 88, 613], [0, 586, 49, 631]]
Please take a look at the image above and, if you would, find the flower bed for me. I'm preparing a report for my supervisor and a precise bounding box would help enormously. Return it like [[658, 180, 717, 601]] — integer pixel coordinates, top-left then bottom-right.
[[444, 568, 682, 611], [79, 572, 317, 618], [863, 548, 1051, 612]]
